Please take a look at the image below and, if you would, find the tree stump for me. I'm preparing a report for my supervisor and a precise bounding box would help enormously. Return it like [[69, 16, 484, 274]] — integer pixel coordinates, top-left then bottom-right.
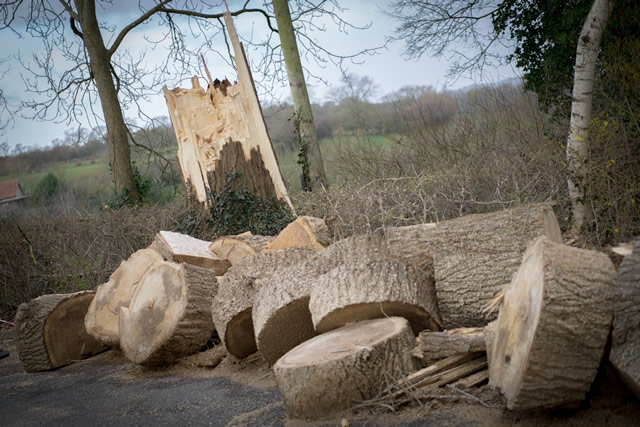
[[488, 236, 616, 410], [610, 238, 640, 398], [119, 261, 217, 366], [209, 232, 274, 264], [15, 291, 107, 372], [151, 230, 230, 275], [383, 203, 563, 328], [84, 248, 163, 347], [265, 216, 330, 251], [274, 317, 419, 419]]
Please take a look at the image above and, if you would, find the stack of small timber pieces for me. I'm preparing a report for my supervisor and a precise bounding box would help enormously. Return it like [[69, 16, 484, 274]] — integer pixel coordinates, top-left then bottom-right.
[[12, 204, 636, 422]]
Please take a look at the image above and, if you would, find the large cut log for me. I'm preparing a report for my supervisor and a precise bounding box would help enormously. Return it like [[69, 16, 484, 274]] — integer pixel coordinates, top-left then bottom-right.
[[488, 236, 616, 410], [151, 230, 230, 275], [163, 11, 293, 213], [119, 261, 217, 366], [212, 248, 314, 358], [15, 291, 107, 372], [274, 317, 419, 419], [264, 216, 329, 251], [85, 248, 163, 347], [383, 203, 563, 328], [610, 238, 640, 398], [411, 327, 485, 362], [310, 258, 441, 335], [209, 232, 274, 264]]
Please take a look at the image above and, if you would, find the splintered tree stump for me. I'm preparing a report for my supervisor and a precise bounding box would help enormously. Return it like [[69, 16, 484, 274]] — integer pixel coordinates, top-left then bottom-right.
[[119, 261, 217, 366], [151, 230, 230, 275], [15, 291, 107, 372], [209, 233, 274, 264], [265, 216, 330, 251], [610, 238, 640, 398], [384, 203, 563, 328], [211, 248, 314, 358], [412, 327, 485, 362], [85, 248, 163, 347], [274, 317, 419, 419], [488, 236, 616, 410], [310, 258, 441, 335]]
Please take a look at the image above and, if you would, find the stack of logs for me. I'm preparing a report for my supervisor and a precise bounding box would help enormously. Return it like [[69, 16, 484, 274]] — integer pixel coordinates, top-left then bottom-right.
[[13, 203, 639, 420]]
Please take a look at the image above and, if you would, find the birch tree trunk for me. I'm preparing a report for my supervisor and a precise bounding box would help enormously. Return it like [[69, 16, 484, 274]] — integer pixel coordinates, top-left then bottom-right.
[[566, 0, 614, 232], [272, 0, 327, 190]]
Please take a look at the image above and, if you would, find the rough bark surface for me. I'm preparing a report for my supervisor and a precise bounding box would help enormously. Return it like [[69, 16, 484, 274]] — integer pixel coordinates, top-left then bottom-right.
[[383, 203, 563, 328], [209, 233, 274, 264], [488, 236, 616, 410], [119, 261, 217, 366], [610, 238, 640, 398], [15, 291, 106, 372], [310, 258, 441, 334], [211, 248, 314, 358], [265, 216, 330, 251], [274, 317, 418, 419], [412, 327, 485, 362], [151, 230, 230, 274], [85, 248, 163, 347]]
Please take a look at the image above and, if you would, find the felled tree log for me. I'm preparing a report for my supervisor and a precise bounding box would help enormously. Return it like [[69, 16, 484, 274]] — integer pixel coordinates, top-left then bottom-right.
[[15, 291, 107, 372], [411, 327, 485, 362], [119, 261, 217, 366], [211, 248, 314, 359], [610, 238, 640, 398], [274, 317, 419, 419], [383, 203, 563, 328], [310, 259, 441, 335], [209, 232, 274, 264], [264, 216, 329, 251], [85, 248, 163, 348], [151, 230, 230, 275], [488, 236, 616, 410]]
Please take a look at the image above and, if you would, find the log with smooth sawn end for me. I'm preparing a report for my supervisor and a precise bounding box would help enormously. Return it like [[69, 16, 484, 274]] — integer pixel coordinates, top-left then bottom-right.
[[209, 232, 274, 264], [265, 215, 330, 251], [151, 230, 230, 275]]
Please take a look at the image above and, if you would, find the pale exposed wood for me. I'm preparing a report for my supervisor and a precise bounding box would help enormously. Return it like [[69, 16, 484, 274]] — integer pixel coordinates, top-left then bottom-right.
[[274, 317, 418, 419], [15, 291, 107, 372], [610, 238, 640, 399], [265, 216, 330, 251], [383, 203, 563, 328], [209, 233, 274, 264], [398, 352, 483, 389], [454, 369, 489, 389], [488, 236, 616, 410], [119, 261, 217, 366], [412, 327, 485, 361], [151, 230, 230, 275], [85, 248, 163, 348]]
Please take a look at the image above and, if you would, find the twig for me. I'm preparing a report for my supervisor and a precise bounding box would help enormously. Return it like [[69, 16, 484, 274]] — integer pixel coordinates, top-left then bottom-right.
[[445, 384, 496, 408]]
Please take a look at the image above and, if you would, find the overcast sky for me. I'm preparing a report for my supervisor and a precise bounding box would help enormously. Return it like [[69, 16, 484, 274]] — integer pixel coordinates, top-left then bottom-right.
[[0, 0, 519, 151]]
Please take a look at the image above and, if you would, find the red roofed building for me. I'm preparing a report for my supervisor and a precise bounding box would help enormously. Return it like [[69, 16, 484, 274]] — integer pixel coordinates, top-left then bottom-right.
[[0, 179, 29, 211]]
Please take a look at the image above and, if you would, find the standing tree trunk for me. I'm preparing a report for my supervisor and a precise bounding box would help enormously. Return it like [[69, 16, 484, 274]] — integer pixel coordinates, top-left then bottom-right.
[[566, 0, 614, 232], [75, 0, 141, 202], [272, 0, 327, 190]]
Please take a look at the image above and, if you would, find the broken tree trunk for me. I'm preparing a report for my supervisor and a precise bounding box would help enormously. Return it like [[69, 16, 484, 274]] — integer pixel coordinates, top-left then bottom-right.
[[84, 248, 164, 348], [383, 203, 563, 329], [151, 230, 230, 275], [264, 216, 330, 251], [163, 11, 293, 213], [488, 236, 616, 410], [411, 327, 485, 362], [211, 248, 314, 359], [610, 238, 640, 398], [209, 232, 274, 264], [15, 291, 107, 372], [274, 317, 419, 419], [119, 261, 217, 366]]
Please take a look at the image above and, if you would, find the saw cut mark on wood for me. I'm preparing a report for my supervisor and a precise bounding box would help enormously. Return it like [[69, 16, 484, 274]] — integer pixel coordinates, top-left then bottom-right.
[[151, 230, 230, 274], [488, 236, 616, 410], [610, 238, 640, 399], [85, 248, 164, 348], [15, 292, 107, 372], [264, 216, 330, 251], [412, 327, 485, 362], [274, 317, 419, 419], [163, 11, 293, 212], [209, 233, 274, 264]]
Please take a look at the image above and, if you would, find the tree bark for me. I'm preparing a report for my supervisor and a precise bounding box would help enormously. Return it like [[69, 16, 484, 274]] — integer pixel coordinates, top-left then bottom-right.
[[272, 0, 328, 190], [74, 0, 140, 201], [411, 327, 485, 362], [566, 0, 614, 232]]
